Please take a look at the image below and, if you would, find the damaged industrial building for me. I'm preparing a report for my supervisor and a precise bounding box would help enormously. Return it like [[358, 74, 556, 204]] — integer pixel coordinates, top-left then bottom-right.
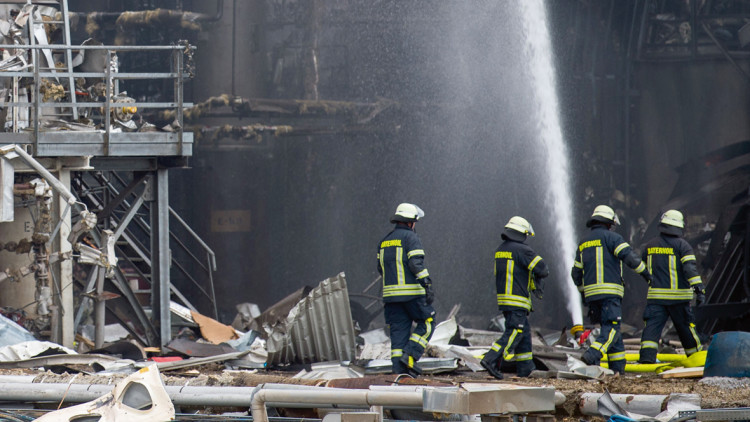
[[2, 0, 750, 421]]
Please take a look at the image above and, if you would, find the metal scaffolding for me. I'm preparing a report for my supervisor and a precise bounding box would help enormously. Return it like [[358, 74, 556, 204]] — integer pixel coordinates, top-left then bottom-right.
[[0, 0, 207, 347]]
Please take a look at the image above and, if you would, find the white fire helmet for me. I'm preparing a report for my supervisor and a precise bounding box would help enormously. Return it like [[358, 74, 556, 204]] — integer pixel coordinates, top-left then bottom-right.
[[588, 204, 620, 226], [505, 216, 535, 237], [660, 209, 685, 228], [391, 203, 425, 223]]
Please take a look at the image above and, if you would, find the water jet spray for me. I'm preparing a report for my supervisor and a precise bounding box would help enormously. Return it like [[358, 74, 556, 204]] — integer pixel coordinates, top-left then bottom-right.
[[519, 0, 583, 326]]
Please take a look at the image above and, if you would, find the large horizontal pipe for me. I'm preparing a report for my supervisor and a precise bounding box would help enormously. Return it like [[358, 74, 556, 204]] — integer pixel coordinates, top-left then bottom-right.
[[0, 380, 426, 411], [252, 384, 424, 422], [0, 382, 256, 407]]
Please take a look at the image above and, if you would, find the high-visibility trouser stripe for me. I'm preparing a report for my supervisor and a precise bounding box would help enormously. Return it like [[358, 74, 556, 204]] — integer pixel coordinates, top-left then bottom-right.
[[406, 355, 416, 367], [596, 247, 603, 284], [591, 328, 617, 354], [573, 260, 583, 269], [608, 352, 626, 361], [490, 342, 502, 352], [396, 247, 405, 285], [391, 349, 403, 358], [688, 323, 701, 354], [641, 340, 659, 349], [503, 329, 522, 360], [415, 269, 429, 279], [669, 255, 678, 289], [528, 256, 542, 271], [407, 249, 425, 259], [424, 318, 433, 339], [584, 284, 624, 297], [410, 333, 428, 348], [688, 275, 703, 286], [516, 352, 533, 362], [614, 242, 630, 256], [646, 288, 693, 300], [409, 317, 434, 350], [635, 261, 646, 273], [496, 294, 531, 310], [685, 347, 700, 356], [681, 254, 696, 263], [383, 285, 425, 297]]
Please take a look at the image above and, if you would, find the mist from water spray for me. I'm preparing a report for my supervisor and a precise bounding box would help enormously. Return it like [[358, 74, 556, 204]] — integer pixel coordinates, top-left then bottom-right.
[[519, 0, 583, 325]]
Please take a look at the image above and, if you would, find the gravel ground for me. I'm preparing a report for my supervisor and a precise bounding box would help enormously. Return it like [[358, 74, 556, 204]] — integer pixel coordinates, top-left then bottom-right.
[[13, 367, 750, 421]]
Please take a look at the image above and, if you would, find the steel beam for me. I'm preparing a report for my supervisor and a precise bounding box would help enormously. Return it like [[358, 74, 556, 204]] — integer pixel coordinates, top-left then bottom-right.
[[150, 169, 171, 346]]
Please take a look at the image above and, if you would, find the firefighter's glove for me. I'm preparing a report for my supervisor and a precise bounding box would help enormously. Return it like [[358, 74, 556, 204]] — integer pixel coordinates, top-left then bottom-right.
[[532, 288, 543, 300], [424, 283, 435, 305], [641, 271, 652, 285], [694, 287, 706, 306]]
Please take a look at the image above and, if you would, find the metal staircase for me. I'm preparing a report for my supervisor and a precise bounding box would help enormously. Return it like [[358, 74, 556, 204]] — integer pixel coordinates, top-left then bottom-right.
[[71, 170, 218, 345]]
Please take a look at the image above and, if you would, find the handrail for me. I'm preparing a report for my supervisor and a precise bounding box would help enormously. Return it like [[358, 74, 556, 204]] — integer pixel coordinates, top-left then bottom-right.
[[75, 171, 219, 317], [0, 44, 192, 50], [169, 207, 218, 271], [0, 42, 193, 156]]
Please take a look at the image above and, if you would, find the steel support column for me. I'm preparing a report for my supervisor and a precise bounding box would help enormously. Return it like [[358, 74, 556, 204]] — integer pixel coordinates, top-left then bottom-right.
[[57, 169, 74, 347], [150, 169, 171, 346]]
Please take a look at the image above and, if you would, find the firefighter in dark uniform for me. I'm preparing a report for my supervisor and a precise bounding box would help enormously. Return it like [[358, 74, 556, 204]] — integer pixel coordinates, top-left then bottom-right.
[[480, 216, 549, 380], [638, 209, 706, 363], [377, 203, 436, 376], [572, 205, 652, 374]]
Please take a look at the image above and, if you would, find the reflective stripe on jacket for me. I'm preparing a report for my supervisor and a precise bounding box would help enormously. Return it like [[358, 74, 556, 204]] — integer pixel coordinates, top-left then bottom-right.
[[495, 239, 549, 311], [642, 234, 702, 304], [572, 225, 647, 302], [377, 225, 429, 303]]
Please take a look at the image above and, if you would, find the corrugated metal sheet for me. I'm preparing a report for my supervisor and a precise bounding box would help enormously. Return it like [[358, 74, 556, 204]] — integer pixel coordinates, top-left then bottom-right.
[[266, 272, 356, 364]]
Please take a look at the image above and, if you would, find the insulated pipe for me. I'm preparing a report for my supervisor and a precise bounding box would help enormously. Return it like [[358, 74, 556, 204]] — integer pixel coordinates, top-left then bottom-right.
[[251, 384, 424, 422], [0, 144, 77, 205], [0, 382, 259, 407], [0, 381, 426, 410]]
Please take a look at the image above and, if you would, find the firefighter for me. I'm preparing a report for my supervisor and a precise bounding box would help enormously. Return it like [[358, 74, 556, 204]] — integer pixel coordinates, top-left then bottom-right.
[[480, 216, 549, 380], [572, 205, 652, 374], [377, 203, 436, 376], [638, 210, 706, 363]]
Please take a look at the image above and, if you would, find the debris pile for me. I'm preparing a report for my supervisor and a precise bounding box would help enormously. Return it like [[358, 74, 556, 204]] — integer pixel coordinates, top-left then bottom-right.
[[0, 270, 748, 420]]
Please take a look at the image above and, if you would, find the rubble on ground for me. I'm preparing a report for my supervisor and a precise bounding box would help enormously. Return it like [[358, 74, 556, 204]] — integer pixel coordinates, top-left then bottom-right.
[[0, 272, 745, 421]]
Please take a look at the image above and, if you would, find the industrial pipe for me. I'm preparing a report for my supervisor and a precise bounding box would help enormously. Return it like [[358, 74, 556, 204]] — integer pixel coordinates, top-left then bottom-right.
[[0, 144, 77, 205], [251, 383, 424, 422], [0, 380, 425, 411], [0, 382, 258, 407]]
